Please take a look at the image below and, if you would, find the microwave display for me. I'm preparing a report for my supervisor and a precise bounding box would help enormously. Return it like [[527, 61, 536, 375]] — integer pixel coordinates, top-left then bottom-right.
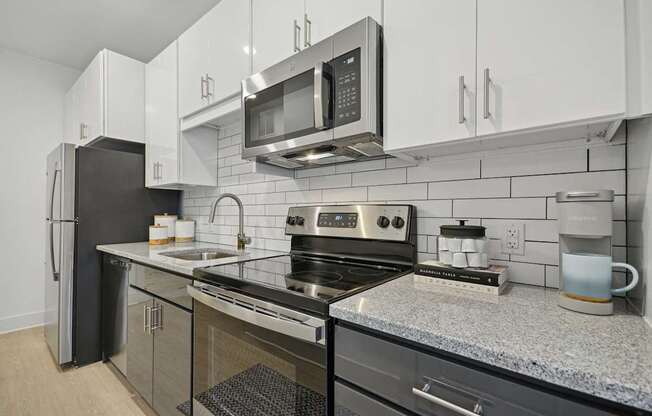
[[333, 48, 362, 127]]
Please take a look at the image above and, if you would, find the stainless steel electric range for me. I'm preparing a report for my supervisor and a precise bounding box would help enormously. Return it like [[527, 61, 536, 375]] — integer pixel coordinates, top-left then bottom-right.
[[188, 204, 417, 416]]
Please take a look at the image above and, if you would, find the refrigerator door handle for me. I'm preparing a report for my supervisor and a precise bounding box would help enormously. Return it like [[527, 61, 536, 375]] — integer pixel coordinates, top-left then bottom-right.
[[49, 221, 59, 282], [48, 168, 59, 220]]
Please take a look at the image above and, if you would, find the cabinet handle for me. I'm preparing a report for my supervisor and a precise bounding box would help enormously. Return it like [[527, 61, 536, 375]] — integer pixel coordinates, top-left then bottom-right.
[[152, 162, 157, 180], [294, 20, 301, 52], [304, 14, 312, 47], [80, 123, 87, 141], [205, 74, 214, 99], [412, 383, 483, 416], [151, 304, 163, 331], [158, 162, 163, 181], [200, 75, 207, 99], [144, 305, 151, 334], [458, 75, 466, 124], [483, 68, 491, 119]]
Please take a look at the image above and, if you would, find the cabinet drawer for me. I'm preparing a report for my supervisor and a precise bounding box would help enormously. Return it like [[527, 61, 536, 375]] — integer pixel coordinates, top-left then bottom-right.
[[129, 263, 192, 309], [335, 325, 618, 416], [335, 381, 408, 416]]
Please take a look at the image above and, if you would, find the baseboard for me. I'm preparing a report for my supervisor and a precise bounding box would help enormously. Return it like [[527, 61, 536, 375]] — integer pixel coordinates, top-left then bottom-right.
[[0, 310, 44, 335]]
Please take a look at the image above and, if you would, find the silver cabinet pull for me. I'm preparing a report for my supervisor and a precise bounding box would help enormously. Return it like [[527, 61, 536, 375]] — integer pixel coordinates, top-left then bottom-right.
[[304, 14, 312, 47], [152, 162, 157, 180], [294, 20, 301, 52], [483, 68, 491, 119], [412, 383, 483, 416], [80, 123, 87, 140], [205, 74, 214, 99], [151, 304, 162, 331], [200, 75, 207, 99], [458, 75, 466, 124], [566, 191, 600, 198], [158, 162, 163, 181], [144, 305, 152, 334]]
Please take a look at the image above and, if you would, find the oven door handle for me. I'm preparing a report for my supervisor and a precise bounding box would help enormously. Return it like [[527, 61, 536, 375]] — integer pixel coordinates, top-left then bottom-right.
[[187, 285, 326, 344]]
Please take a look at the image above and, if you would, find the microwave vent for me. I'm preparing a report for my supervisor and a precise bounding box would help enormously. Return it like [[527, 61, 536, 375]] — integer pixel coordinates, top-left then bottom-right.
[[266, 157, 303, 169], [312, 155, 356, 165], [347, 142, 384, 157]]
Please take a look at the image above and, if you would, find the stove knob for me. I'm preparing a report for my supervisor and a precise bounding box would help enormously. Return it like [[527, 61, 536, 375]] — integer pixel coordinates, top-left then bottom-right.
[[286, 216, 297, 225], [391, 216, 405, 229], [296, 216, 305, 226], [377, 216, 390, 228]]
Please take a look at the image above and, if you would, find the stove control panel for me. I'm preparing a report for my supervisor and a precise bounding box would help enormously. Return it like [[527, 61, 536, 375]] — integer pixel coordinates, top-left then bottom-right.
[[286, 205, 414, 241]]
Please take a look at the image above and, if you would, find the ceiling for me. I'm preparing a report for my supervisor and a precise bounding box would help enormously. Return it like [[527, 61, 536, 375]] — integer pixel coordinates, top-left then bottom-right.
[[0, 0, 221, 69]]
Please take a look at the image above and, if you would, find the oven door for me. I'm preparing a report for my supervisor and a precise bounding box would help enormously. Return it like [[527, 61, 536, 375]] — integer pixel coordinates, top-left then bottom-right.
[[242, 39, 334, 162], [187, 283, 328, 416]]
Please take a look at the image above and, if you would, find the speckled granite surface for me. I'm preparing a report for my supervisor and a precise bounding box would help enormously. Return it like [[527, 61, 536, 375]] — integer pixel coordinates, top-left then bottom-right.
[[97, 241, 285, 276], [330, 274, 652, 412]]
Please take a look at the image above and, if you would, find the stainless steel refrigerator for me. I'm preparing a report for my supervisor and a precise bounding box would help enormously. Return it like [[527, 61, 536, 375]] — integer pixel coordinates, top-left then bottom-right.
[[45, 143, 179, 366]]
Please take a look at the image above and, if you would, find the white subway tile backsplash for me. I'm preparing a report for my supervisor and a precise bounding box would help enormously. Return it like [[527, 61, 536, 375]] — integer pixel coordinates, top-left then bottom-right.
[[352, 168, 406, 186], [512, 171, 625, 197], [368, 183, 428, 201], [310, 173, 352, 189], [454, 198, 546, 219], [407, 159, 480, 183], [589, 144, 626, 171], [428, 178, 510, 200], [322, 187, 368, 202], [183, 120, 627, 289], [482, 147, 586, 178]]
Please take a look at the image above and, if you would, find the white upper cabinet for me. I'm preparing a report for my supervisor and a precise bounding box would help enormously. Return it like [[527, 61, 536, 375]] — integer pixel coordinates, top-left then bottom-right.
[[304, 0, 381, 46], [251, 0, 304, 74], [384, 0, 476, 153], [178, 0, 250, 117], [146, 41, 179, 188], [626, 0, 652, 118], [146, 41, 217, 189], [475, 0, 626, 137], [63, 49, 145, 145]]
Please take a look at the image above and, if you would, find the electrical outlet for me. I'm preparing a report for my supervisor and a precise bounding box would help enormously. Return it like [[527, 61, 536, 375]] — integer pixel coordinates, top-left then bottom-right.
[[501, 222, 525, 255]]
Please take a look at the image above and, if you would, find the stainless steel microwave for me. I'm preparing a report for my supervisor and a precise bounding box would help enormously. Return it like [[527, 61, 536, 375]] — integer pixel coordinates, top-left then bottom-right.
[[241, 17, 382, 169]]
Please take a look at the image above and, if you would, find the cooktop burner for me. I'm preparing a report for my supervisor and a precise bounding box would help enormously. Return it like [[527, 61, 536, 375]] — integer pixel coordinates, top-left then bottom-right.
[[195, 254, 411, 315]]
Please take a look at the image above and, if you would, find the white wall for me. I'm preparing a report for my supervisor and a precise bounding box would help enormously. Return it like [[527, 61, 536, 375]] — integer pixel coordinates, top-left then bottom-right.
[[0, 48, 79, 333], [182, 120, 628, 289], [627, 117, 652, 323]]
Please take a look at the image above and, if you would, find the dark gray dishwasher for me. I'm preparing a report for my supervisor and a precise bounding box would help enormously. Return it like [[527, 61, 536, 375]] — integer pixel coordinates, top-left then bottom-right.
[[334, 325, 620, 416]]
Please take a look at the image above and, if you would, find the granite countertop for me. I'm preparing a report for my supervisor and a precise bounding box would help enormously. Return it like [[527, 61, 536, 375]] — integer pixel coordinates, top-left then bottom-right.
[[330, 274, 652, 412], [96, 241, 285, 276]]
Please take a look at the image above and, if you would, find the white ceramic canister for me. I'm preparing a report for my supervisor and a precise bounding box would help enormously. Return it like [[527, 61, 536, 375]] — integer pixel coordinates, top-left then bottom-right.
[[155, 214, 177, 240], [175, 220, 195, 243], [149, 225, 169, 245]]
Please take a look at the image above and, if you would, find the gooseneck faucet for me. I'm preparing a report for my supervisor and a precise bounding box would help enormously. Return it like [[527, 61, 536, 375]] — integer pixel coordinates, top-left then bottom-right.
[[208, 193, 251, 250]]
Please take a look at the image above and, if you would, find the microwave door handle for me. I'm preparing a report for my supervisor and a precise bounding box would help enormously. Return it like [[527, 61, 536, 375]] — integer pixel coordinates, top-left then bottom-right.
[[313, 62, 328, 130]]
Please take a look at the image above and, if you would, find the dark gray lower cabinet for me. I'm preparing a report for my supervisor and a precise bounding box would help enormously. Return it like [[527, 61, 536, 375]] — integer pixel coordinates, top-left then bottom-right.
[[152, 298, 191, 416], [335, 325, 619, 416], [127, 286, 154, 404], [126, 285, 191, 416]]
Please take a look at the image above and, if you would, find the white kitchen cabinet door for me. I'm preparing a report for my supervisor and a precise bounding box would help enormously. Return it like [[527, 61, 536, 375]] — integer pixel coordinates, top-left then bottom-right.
[[146, 41, 179, 188], [104, 50, 145, 142], [63, 81, 80, 144], [205, 0, 250, 103], [178, 12, 211, 117], [383, 0, 476, 153], [79, 51, 104, 144], [304, 0, 381, 47], [476, 0, 626, 137], [252, 0, 304, 73]]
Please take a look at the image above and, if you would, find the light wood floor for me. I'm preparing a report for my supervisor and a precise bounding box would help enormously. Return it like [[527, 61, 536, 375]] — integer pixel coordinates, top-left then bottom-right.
[[0, 327, 149, 416]]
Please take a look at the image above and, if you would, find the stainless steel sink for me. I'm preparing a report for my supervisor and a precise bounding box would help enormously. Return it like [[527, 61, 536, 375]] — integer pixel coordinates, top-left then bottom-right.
[[159, 248, 240, 261]]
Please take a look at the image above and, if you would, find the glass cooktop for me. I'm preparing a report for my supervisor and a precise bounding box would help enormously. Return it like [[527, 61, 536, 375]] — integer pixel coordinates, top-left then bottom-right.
[[194, 254, 410, 315]]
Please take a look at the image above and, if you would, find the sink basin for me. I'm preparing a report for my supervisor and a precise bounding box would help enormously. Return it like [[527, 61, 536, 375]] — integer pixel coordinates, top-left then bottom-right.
[[159, 248, 240, 261]]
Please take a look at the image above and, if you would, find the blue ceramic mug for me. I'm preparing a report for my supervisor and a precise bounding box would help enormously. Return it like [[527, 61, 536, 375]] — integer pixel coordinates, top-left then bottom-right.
[[562, 252, 639, 302]]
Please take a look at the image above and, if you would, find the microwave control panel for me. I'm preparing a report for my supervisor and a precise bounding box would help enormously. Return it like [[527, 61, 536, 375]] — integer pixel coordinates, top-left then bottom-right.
[[333, 48, 362, 127]]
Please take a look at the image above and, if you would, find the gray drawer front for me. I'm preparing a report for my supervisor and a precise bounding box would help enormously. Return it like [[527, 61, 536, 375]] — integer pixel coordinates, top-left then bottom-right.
[[335, 325, 618, 416], [129, 263, 192, 309], [335, 381, 408, 416]]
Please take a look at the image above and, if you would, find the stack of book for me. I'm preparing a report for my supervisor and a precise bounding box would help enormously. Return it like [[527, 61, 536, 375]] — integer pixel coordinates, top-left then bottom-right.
[[414, 261, 509, 295]]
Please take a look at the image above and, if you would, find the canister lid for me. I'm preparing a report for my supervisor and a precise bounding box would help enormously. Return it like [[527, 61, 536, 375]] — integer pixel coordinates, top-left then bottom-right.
[[440, 220, 486, 238], [555, 190, 614, 203]]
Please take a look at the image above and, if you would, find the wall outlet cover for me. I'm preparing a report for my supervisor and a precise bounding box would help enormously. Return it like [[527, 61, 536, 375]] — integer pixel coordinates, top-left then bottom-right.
[[501, 222, 525, 255]]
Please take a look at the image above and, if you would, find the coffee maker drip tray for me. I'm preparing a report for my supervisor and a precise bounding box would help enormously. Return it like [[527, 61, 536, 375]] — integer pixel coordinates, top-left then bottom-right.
[[559, 292, 614, 316]]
